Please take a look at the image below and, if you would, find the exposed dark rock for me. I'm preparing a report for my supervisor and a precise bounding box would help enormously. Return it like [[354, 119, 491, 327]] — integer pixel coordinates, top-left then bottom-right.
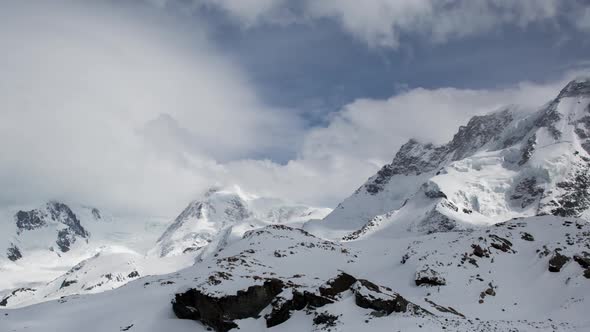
[[365, 164, 395, 194], [47, 202, 88, 238], [557, 79, 590, 98], [91, 208, 102, 220], [415, 268, 446, 286], [127, 271, 140, 278], [60, 279, 78, 289], [265, 292, 307, 328], [319, 272, 357, 298], [364, 140, 448, 194], [548, 252, 570, 272], [519, 134, 536, 165], [15, 202, 89, 253], [535, 101, 562, 140], [56, 228, 82, 253], [352, 279, 426, 316], [173, 279, 284, 332], [472, 244, 488, 258], [584, 269, 590, 279], [551, 165, 590, 218], [573, 252, 590, 269], [489, 235, 513, 253], [520, 232, 535, 241], [7, 243, 22, 261], [265, 291, 333, 328], [15, 210, 46, 233], [120, 324, 133, 331], [313, 312, 339, 328], [424, 187, 447, 199], [0, 288, 35, 307], [448, 109, 513, 161], [417, 208, 457, 234], [423, 298, 465, 318], [511, 177, 544, 208]]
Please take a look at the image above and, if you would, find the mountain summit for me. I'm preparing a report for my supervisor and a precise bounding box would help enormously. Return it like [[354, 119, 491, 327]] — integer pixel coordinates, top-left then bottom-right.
[[309, 78, 590, 240]]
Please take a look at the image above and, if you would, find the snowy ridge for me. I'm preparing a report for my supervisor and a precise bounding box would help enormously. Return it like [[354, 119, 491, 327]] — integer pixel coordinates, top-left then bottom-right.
[[151, 187, 331, 257]]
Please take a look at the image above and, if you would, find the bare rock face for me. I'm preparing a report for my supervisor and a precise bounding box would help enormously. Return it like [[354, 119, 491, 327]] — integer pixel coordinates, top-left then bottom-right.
[[351, 279, 420, 315], [415, 268, 446, 286], [319, 272, 358, 298], [573, 252, 590, 269], [550, 164, 590, 218], [173, 279, 284, 332], [265, 291, 333, 328], [173, 272, 427, 331], [548, 252, 570, 272], [6, 243, 22, 262], [12, 202, 89, 256], [0, 288, 35, 307]]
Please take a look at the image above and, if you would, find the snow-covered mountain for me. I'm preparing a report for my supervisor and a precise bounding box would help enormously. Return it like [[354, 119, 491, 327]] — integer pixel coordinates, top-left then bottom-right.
[[0, 201, 171, 291], [152, 187, 331, 257], [1, 79, 590, 332], [307, 78, 590, 240], [0, 188, 330, 308], [0, 201, 93, 263]]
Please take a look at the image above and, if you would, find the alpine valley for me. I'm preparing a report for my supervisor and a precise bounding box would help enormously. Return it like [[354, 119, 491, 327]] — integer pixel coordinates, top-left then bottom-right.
[[2, 79, 590, 332]]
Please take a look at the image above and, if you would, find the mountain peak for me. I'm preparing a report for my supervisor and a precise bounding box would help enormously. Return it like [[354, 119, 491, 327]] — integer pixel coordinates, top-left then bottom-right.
[[558, 77, 590, 99], [318, 83, 590, 239]]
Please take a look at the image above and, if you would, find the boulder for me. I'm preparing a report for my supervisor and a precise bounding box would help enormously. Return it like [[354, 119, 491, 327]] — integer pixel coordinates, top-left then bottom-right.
[[548, 252, 570, 272], [415, 268, 446, 286], [173, 279, 284, 332]]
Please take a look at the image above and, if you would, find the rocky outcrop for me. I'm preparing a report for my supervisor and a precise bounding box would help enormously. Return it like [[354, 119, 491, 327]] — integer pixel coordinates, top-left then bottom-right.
[[550, 163, 590, 218], [265, 291, 333, 328], [363, 139, 448, 194], [557, 78, 590, 98], [319, 272, 357, 298], [9, 201, 90, 258], [351, 279, 424, 316], [0, 288, 35, 307], [415, 268, 446, 286], [489, 234, 514, 253], [447, 109, 513, 161], [573, 252, 590, 269], [511, 177, 544, 208], [6, 243, 22, 261], [15, 210, 47, 233], [173, 279, 284, 332], [173, 272, 427, 331], [548, 252, 570, 272], [14, 202, 89, 254]]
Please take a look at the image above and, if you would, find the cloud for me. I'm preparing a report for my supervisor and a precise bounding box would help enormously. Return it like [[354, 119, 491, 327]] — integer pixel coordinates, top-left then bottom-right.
[[175, 0, 589, 48], [215, 74, 581, 207], [1, 0, 588, 219], [0, 0, 302, 215]]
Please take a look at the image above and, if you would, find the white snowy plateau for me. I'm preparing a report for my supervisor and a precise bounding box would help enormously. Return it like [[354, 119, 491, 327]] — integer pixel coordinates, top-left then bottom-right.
[[1, 78, 590, 331]]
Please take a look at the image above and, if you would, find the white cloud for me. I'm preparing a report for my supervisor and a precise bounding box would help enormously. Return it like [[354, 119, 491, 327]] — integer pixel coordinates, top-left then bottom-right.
[[215, 76, 577, 207], [0, 0, 302, 215], [1, 0, 587, 218]]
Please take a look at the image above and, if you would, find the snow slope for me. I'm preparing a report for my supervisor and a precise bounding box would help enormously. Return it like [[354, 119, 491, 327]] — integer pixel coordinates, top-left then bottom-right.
[[1, 216, 588, 331]]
